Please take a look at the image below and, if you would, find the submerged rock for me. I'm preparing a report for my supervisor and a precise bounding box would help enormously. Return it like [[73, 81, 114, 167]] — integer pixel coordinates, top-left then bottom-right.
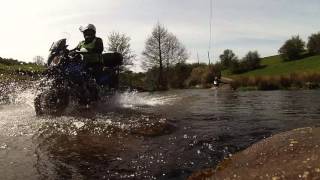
[[189, 127, 320, 180]]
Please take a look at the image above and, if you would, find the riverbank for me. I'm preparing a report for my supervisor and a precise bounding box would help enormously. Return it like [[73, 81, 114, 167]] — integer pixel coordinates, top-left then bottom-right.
[[230, 72, 320, 90], [189, 127, 320, 180], [224, 55, 320, 90]]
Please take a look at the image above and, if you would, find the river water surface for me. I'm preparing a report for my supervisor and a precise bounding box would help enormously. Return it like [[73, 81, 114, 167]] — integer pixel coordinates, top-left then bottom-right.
[[1, 86, 320, 179]]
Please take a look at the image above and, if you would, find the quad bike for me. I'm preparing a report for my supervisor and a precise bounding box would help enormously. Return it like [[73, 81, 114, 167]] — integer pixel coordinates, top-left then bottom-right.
[[34, 38, 123, 115]]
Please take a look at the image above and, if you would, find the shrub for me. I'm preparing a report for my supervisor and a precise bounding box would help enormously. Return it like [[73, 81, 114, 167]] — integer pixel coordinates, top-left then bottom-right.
[[219, 49, 238, 69], [279, 35, 306, 61], [242, 51, 261, 70], [229, 51, 261, 74], [307, 32, 320, 55], [231, 72, 320, 90]]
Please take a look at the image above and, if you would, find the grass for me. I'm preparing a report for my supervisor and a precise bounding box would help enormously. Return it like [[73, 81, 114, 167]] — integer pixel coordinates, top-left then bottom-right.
[[0, 63, 45, 82], [0, 63, 44, 73], [227, 55, 320, 78], [223, 54, 320, 90]]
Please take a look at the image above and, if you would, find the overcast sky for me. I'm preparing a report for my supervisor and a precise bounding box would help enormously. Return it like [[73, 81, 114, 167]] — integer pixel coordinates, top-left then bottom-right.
[[1, 0, 320, 70]]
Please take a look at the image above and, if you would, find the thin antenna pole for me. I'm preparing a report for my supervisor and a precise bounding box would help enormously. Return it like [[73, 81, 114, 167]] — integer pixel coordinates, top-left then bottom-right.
[[197, 52, 200, 65], [208, 0, 213, 65]]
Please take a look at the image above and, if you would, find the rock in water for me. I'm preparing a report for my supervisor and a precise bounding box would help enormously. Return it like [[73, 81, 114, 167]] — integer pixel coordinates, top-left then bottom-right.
[[189, 127, 320, 180]]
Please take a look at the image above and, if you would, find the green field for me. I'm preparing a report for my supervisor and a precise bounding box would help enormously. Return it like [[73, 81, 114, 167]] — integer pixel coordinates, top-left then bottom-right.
[[0, 63, 44, 81], [0, 63, 44, 73], [224, 55, 320, 77]]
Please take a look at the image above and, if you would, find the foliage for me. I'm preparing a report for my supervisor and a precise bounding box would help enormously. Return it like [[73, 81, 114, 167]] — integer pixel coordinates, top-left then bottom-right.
[[185, 64, 221, 87], [226, 55, 320, 77], [142, 23, 189, 90], [107, 32, 136, 69], [201, 65, 221, 87], [219, 49, 238, 69], [229, 51, 261, 74], [0, 57, 21, 66], [167, 63, 194, 88], [278, 35, 306, 61], [185, 66, 206, 87], [307, 32, 320, 55], [242, 51, 261, 70], [0, 56, 44, 82], [163, 33, 189, 68], [144, 67, 161, 91], [142, 23, 168, 90], [231, 72, 320, 90], [119, 70, 145, 91]]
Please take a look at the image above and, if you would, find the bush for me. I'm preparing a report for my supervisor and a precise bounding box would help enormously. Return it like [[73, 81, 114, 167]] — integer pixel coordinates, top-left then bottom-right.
[[201, 65, 220, 86], [242, 51, 261, 70], [185, 65, 221, 88], [307, 32, 320, 55], [185, 66, 206, 87], [229, 51, 261, 74], [231, 72, 320, 90], [279, 35, 306, 61], [219, 49, 238, 69], [167, 63, 193, 89]]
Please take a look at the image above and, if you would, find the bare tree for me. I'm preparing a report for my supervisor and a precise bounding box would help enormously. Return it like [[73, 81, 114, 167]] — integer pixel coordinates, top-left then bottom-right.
[[107, 32, 136, 67], [33, 56, 45, 66], [142, 23, 188, 90], [142, 23, 168, 89], [164, 33, 189, 69]]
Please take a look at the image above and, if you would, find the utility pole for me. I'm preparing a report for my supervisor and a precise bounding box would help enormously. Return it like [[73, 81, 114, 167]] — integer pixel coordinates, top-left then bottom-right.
[[197, 52, 200, 65], [208, 0, 213, 65]]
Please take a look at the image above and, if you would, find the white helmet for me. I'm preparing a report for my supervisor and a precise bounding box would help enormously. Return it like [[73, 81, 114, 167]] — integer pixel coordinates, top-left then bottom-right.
[[79, 24, 96, 32]]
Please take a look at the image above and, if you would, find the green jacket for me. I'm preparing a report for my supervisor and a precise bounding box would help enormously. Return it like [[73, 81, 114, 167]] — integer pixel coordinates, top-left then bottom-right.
[[77, 37, 104, 64]]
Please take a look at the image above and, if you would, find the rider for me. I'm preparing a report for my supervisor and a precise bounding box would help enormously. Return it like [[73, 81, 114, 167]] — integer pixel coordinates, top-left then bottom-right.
[[74, 24, 104, 102], [75, 24, 104, 75]]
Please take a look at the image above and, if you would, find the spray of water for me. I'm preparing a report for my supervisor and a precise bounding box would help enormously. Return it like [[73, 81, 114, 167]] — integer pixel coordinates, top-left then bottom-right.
[[0, 82, 180, 179], [0, 82, 178, 137], [116, 90, 180, 108]]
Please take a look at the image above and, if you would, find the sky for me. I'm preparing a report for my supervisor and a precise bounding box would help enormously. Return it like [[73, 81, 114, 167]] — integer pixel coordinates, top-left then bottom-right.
[[1, 0, 320, 71]]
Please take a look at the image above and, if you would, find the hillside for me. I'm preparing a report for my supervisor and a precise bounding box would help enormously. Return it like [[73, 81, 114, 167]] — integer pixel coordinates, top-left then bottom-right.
[[224, 55, 320, 90], [225, 55, 320, 77]]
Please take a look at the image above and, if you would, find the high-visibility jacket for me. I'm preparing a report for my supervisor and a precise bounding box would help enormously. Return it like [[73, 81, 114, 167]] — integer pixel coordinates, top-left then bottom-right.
[[77, 37, 104, 64]]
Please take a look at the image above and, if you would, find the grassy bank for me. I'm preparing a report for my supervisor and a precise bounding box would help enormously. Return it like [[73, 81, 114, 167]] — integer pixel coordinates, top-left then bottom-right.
[[225, 55, 320, 90], [0, 63, 44, 82]]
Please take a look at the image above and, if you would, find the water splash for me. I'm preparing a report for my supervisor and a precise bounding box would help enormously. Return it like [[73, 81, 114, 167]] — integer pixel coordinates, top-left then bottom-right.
[[116, 90, 180, 108], [0, 81, 37, 107]]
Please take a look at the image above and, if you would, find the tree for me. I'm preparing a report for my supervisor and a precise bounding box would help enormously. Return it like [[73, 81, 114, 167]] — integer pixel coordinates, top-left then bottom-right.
[[228, 51, 261, 74], [33, 56, 45, 66], [142, 23, 188, 90], [107, 32, 136, 68], [242, 51, 261, 70], [163, 33, 189, 69], [142, 23, 167, 90], [307, 32, 320, 55], [219, 49, 238, 69], [167, 63, 193, 88], [279, 35, 305, 61]]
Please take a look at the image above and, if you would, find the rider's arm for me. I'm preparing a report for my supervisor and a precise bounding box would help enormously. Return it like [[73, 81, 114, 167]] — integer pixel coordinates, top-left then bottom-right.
[[94, 38, 104, 54]]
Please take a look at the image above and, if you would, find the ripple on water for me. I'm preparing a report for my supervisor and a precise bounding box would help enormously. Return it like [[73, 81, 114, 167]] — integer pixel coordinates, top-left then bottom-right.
[[0, 82, 181, 179], [32, 111, 175, 179]]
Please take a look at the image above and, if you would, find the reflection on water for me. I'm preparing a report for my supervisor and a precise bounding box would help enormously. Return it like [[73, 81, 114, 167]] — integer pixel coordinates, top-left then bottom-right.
[[1, 86, 320, 179]]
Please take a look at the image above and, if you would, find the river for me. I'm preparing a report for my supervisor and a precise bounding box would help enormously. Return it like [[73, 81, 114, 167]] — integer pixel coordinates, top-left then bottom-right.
[[1, 86, 320, 180]]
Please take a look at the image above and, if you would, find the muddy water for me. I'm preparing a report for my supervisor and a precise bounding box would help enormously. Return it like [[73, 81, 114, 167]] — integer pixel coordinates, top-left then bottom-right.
[[1, 85, 320, 180]]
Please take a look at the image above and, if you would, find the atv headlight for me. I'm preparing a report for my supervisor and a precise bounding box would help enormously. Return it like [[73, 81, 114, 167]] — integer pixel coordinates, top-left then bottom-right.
[[51, 56, 61, 66]]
